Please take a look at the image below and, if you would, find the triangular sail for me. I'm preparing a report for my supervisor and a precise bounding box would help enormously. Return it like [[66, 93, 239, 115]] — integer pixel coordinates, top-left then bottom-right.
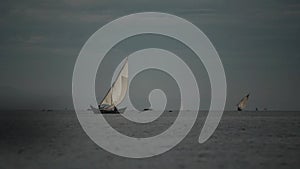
[[237, 94, 249, 111], [100, 58, 128, 107]]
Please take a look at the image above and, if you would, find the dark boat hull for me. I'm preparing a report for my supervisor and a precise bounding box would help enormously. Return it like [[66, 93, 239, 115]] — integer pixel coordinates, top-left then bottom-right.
[[100, 109, 120, 114], [90, 105, 125, 114]]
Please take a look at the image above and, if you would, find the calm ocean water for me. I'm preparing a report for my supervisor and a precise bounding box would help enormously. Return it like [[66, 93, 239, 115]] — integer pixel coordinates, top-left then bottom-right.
[[0, 110, 299, 169]]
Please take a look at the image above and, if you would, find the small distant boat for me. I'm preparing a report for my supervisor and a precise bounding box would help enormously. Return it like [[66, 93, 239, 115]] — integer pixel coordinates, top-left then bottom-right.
[[237, 94, 249, 111], [93, 57, 128, 114]]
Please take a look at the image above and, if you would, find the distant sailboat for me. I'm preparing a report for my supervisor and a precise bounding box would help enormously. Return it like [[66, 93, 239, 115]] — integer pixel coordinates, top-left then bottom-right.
[[93, 58, 128, 114], [237, 94, 249, 111]]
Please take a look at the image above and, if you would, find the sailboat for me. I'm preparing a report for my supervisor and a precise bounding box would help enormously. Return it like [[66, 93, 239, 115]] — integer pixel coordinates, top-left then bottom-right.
[[237, 94, 249, 111], [92, 58, 128, 114]]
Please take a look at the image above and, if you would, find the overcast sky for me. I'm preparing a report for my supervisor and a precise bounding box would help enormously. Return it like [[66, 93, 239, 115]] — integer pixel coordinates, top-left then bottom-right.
[[0, 0, 299, 110]]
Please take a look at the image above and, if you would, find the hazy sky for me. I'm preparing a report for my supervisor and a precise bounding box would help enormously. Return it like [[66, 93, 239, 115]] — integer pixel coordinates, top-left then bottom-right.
[[0, 0, 299, 110]]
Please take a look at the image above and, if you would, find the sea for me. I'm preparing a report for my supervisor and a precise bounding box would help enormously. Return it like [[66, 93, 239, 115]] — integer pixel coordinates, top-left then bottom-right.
[[0, 110, 299, 169]]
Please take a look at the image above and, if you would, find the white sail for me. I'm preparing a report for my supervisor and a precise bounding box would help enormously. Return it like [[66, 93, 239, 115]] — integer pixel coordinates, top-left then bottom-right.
[[100, 58, 128, 107], [237, 94, 249, 111]]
